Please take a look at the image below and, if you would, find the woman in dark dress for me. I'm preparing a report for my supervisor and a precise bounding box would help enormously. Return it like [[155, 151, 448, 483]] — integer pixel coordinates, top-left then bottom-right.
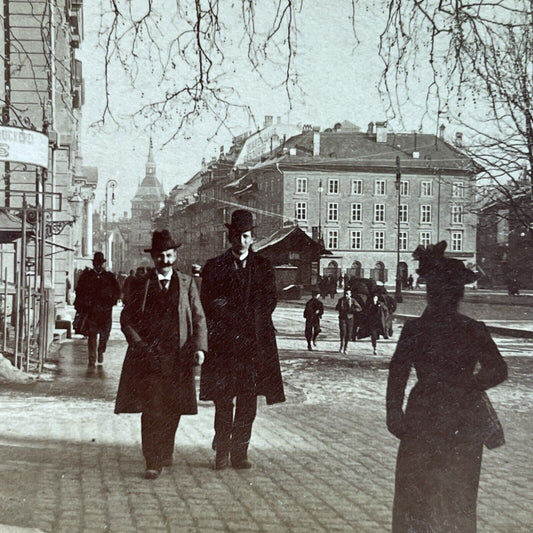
[[386, 241, 507, 533]]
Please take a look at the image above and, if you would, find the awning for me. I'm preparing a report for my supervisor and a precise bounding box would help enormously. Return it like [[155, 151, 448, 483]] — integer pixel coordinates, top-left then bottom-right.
[[0, 207, 25, 243]]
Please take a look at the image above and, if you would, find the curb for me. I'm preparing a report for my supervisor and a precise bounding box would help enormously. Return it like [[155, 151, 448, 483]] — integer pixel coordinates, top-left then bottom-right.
[[395, 314, 533, 339]]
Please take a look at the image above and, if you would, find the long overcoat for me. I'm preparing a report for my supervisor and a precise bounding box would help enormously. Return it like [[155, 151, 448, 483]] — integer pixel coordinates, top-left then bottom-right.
[[199, 250, 285, 405], [386, 310, 507, 532], [115, 269, 208, 415]]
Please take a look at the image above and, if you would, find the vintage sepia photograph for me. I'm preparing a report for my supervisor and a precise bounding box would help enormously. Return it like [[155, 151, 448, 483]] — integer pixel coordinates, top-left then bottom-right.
[[0, 1, 531, 531]]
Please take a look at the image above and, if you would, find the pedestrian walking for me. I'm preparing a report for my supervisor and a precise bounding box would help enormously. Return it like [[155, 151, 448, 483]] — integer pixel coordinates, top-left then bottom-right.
[[407, 274, 413, 290], [115, 230, 207, 480], [303, 289, 324, 350], [335, 287, 359, 354], [65, 272, 72, 304], [386, 241, 507, 533], [74, 252, 121, 367], [200, 209, 285, 470], [122, 269, 136, 306]]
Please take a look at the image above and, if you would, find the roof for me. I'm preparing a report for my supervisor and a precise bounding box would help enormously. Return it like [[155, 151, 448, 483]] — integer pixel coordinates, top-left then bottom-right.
[[253, 225, 329, 255], [246, 131, 478, 174], [132, 174, 165, 203]]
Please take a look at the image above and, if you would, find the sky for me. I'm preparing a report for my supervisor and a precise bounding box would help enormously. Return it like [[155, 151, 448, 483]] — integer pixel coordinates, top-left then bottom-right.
[[79, 1, 443, 219]]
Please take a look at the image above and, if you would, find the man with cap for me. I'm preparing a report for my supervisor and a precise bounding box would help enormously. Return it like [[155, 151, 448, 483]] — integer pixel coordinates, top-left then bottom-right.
[[200, 209, 285, 470], [74, 252, 121, 367], [303, 289, 324, 350], [115, 230, 207, 480]]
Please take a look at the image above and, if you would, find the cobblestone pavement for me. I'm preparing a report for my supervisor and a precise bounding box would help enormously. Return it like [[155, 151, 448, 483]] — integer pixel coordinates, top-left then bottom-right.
[[0, 304, 531, 532]]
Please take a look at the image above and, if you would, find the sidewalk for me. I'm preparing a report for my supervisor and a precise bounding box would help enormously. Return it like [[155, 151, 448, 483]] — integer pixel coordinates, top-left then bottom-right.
[[0, 305, 531, 532]]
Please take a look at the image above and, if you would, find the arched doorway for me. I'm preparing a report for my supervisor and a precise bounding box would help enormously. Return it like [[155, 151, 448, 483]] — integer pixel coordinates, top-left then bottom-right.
[[374, 261, 386, 283], [351, 260, 362, 278], [398, 261, 408, 287], [323, 260, 339, 280]]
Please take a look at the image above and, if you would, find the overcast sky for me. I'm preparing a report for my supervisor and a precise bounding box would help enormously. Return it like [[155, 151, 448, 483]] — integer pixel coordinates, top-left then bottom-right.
[[79, 1, 441, 219]]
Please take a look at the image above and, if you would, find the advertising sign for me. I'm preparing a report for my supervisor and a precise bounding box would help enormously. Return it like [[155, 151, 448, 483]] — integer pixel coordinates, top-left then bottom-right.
[[0, 125, 49, 168]]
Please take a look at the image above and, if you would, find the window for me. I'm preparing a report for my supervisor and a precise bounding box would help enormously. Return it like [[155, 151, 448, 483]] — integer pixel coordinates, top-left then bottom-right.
[[327, 229, 338, 249], [399, 231, 408, 251], [328, 178, 339, 194], [374, 231, 385, 250], [451, 232, 463, 251], [351, 203, 362, 222], [374, 204, 385, 222], [421, 181, 433, 197], [350, 230, 362, 250], [375, 180, 386, 195], [295, 201, 307, 221], [420, 231, 432, 247], [296, 177, 307, 193], [453, 181, 464, 198], [452, 205, 463, 224], [421, 205, 432, 223], [400, 181, 409, 196], [399, 204, 408, 223], [352, 179, 363, 195], [327, 202, 338, 222]]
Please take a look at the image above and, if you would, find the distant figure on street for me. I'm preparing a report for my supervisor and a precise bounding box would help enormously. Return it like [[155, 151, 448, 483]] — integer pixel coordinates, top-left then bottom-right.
[[386, 241, 507, 533], [191, 263, 202, 292], [335, 287, 360, 354], [122, 270, 136, 306], [200, 209, 285, 470], [507, 277, 520, 296], [303, 289, 324, 350], [74, 252, 120, 367], [328, 276, 337, 299], [115, 230, 207, 480], [406, 274, 414, 290], [65, 272, 72, 304], [414, 276, 421, 289]]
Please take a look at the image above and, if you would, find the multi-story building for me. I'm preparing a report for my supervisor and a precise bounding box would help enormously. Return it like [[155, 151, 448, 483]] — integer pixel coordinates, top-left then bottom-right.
[[1, 0, 87, 307], [128, 139, 165, 269], [165, 121, 479, 287]]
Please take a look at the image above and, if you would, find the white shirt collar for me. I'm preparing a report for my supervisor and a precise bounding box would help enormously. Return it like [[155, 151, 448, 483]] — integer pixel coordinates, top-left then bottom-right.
[[157, 270, 173, 281], [232, 250, 249, 262]]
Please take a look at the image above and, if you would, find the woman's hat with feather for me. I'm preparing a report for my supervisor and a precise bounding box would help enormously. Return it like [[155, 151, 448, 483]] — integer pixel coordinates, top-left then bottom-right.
[[413, 240, 478, 286]]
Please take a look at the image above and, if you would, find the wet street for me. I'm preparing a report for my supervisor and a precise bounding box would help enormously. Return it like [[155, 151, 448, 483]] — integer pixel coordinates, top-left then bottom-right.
[[0, 302, 532, 532]]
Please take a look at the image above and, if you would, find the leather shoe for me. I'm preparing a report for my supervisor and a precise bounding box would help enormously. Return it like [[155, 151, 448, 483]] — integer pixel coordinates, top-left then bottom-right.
[[214, 453, 229, 470], [144, 468, 162, 480], [231, 458, 253, 469]]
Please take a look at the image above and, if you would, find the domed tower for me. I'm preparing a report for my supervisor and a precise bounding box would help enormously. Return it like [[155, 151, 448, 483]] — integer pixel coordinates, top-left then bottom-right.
[[129, 139, 166, 267]]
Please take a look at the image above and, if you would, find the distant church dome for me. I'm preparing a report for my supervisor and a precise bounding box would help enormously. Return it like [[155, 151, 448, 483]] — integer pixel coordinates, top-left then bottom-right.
[[131, 138, 165, 205]]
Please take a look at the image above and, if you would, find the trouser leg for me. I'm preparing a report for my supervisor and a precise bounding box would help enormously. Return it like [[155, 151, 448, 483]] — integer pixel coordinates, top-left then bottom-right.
[[142, 385, 180, 469], [214, 398, 234, 459], [231, 394, 257, 462], [87, 333, 97, 365], [304, 322, 312, 348], [97, 315, 112, 361], [312, 323, 320, 343]]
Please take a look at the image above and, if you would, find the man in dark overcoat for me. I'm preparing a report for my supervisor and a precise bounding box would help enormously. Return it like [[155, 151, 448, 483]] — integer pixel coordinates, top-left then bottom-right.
[[303, 289, 324, 350], [115, 230, 207, 480], [74, 252, 121, 367], [200, 209, 285, 470]]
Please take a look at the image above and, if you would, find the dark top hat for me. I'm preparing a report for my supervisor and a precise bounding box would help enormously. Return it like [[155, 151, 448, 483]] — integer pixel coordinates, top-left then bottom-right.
[[413, 241, 478, 286], [93, 251, 106, 264], [225, 209, 255, 233], [144, 229, 181, 253]]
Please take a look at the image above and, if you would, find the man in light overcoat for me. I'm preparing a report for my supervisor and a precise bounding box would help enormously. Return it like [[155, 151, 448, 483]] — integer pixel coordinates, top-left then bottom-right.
[[115, 230, 207, 479], [200, 209, 285, 470]]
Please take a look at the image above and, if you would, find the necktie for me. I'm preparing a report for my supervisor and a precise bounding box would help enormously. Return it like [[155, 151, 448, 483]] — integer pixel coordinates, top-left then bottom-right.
[[161, 279, 169, 291]]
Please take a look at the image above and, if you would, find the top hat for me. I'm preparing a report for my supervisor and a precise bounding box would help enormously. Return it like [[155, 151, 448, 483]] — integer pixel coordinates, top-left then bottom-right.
[[413, 241, 478, 286], [93, 251, 106, 264], [225, 209, 255, 233], [144, 229, 181, 253]]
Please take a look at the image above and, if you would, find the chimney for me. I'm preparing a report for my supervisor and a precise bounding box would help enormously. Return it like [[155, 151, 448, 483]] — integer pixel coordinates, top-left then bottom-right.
[[201, 157, 207, 172], [367, 122, 375, 135], [455, 131, 463, 147], [313, 128, 320, 157], [439, 124, 446, 139], [264, 115, 273, 128], [219, 145, 224, 155], [375, 121, 387, 143]]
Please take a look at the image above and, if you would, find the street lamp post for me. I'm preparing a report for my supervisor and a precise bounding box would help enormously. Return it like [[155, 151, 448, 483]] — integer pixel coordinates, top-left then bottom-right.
[[104, 179, 118, 259], [395, 156, 403, 303]]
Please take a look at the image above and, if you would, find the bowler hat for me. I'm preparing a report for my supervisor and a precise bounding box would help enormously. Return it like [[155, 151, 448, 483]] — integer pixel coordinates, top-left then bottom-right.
[[93, 251, 106, 264], [225, 209, 255, 233], [144, 229, 181, 253]]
